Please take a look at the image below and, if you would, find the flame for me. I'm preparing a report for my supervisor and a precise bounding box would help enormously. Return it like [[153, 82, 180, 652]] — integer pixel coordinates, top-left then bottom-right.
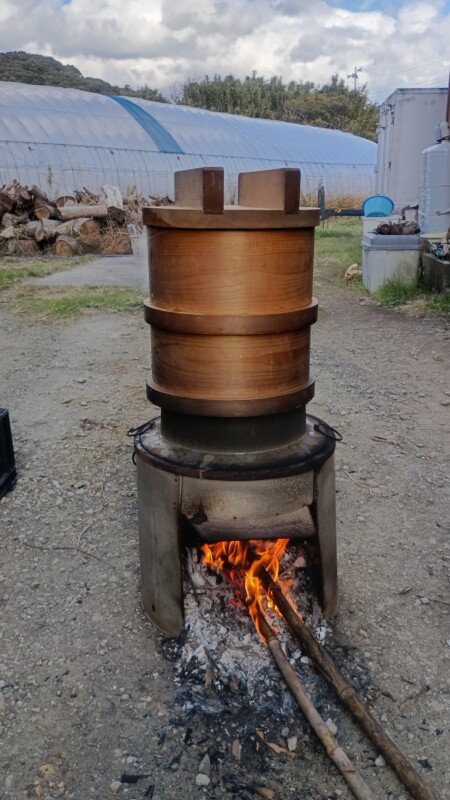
[[201, 539, 290, 640]]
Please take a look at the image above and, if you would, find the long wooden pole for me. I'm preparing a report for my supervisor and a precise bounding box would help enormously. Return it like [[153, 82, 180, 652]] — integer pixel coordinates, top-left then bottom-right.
[[256, 608, 376, 800], [258, 568, 439, 800]]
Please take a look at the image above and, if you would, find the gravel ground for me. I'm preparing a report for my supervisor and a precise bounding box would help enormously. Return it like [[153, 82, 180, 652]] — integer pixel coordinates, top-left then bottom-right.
[[0, 262, 449, 800]]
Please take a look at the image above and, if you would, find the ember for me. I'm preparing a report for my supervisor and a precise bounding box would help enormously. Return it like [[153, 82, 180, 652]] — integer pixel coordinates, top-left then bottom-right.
[[201, 538, 296, 640]]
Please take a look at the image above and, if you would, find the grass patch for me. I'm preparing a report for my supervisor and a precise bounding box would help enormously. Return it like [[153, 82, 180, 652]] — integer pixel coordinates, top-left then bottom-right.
[[314, 218, 365, 300], [375, 278, 420, 307], [0, 254, 143, 321], [13, 286, 144, 320], [0, 255, 93, 291], [315, 220, 450, 315], [429, 292, 450, 314], [315, 218, 362, 280], [375, 276, 450, 315]]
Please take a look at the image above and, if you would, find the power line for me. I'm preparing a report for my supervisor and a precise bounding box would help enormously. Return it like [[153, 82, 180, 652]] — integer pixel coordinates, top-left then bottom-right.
[[354, 50, 450, 103], [369, 78, 449, 105], [361, 49, 450, 103], [367, 64, 450, 101], [365, 50, 450, 80]]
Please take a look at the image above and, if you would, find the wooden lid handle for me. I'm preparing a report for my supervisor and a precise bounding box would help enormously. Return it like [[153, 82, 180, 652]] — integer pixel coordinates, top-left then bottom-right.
[[174, 167, 224, 214], [238, 168, 300, 213]]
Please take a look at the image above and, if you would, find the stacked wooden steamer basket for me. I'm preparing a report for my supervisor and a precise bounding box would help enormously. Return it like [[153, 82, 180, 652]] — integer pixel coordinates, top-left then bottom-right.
[[143, 166, 320, 449]]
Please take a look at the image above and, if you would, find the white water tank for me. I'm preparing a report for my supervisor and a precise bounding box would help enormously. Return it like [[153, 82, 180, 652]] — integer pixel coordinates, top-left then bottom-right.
[[419, 139, 450, 234]]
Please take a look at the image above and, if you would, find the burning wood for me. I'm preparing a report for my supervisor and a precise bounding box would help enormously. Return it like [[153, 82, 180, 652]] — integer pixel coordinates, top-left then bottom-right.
[[201, 540, 439, 800], [202, 538, 292, 639], [202, 540, 373, 799]]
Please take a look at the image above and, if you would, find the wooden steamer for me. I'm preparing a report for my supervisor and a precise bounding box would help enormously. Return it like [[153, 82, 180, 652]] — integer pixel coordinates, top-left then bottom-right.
[[136, 168, 338, 636], [144, 167, 319, 450]]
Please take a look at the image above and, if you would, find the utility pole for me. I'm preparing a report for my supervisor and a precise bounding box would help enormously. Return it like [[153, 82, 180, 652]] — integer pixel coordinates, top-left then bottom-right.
[[347, 67, 362, 91]]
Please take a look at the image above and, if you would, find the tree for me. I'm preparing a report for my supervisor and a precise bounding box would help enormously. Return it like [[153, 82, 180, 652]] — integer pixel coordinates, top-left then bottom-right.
[[0, 51, 165, 102], [133, 85, 166, 103], [179, 72, 378, 141]]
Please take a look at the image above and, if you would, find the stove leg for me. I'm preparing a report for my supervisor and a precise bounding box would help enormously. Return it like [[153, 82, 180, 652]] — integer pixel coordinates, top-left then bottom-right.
[[314, 453, 338, 616], [136, 459, 184, 636]]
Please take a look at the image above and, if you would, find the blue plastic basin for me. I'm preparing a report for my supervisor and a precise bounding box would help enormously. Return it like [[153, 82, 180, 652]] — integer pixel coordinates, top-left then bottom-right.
[[363, 195, 394, 218]]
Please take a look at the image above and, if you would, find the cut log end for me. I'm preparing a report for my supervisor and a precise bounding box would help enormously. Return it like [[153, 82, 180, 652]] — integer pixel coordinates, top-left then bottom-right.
[[35, 204, 63, 221], [54, 235, 82, 257], [55, 194, 76, 208]]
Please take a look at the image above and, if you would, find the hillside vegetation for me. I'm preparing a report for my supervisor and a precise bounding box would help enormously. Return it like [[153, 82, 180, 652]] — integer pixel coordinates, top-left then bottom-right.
[[0, 51, 165, 102]]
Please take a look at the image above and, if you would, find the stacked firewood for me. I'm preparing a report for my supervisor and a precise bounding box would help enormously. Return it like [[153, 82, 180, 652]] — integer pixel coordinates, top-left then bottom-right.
[[0, 180, 173, 257]]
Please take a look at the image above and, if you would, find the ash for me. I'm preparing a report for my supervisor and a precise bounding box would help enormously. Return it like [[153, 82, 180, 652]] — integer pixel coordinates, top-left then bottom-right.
[[164, 543, 331, 719]]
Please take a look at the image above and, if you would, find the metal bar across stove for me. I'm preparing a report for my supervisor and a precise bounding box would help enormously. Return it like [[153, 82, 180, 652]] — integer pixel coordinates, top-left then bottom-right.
[[182, 505, 316, 543]]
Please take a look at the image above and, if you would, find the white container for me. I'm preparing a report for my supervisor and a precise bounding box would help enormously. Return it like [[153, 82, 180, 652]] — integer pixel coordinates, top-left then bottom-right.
[[361, 233, 420, 292], [128, 224, 148, 261], [362, 215, 401, 235], [130, 233, 148, 259], [418, 139, 450, 234]]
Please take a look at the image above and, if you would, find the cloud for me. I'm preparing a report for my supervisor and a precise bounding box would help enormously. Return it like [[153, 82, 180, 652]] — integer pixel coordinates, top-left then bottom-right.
[[0, 0, 448, 102], [397, 2, 439, 33]]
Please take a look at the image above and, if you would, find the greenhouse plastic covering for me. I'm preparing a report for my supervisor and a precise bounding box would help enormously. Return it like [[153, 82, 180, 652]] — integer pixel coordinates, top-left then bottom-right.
[[0, 81, 376, 200]]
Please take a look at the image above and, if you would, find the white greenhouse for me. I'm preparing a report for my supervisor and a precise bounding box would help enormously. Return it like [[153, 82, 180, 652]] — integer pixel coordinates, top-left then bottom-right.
[[0, 81, 377, 201]]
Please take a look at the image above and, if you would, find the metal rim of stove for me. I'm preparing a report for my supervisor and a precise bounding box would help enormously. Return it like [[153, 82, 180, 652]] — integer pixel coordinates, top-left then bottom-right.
[[134, 414, 336, 481]]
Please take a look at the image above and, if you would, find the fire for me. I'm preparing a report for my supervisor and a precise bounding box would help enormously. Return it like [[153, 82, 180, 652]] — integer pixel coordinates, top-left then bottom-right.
[[201, 538, 290, 640]]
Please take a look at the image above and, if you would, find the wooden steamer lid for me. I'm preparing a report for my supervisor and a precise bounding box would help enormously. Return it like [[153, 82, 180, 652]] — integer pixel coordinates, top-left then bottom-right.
[[143, 167, 320, 418]]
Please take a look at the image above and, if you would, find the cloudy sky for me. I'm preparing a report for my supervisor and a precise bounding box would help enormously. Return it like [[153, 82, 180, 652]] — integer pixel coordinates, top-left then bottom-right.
[[0, 0, 449, 102]]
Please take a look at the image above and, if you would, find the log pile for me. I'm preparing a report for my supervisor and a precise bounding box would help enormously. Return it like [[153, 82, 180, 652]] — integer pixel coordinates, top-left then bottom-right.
[[0, 179, 173, 257]]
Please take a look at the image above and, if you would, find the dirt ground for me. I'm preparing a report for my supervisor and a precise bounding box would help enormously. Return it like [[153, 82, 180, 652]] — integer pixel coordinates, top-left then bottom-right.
[[0, 260, 449, 800]]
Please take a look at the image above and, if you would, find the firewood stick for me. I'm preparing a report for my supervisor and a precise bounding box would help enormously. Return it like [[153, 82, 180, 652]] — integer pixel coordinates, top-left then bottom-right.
[[255, 608, 375, 800], [258, 568, 439, 800], [224, 778, 275, 798]]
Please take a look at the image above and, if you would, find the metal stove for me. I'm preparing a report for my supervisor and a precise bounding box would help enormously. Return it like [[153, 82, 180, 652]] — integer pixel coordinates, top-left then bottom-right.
[[134, 166, 338, 637]]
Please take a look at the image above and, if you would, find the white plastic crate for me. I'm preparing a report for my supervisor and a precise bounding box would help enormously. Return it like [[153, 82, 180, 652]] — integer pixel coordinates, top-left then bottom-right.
[[361, 233, 421, 292]]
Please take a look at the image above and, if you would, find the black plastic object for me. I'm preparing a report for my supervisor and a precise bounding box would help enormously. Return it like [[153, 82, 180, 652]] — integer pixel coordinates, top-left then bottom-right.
[[0, 408, 17, 499]]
